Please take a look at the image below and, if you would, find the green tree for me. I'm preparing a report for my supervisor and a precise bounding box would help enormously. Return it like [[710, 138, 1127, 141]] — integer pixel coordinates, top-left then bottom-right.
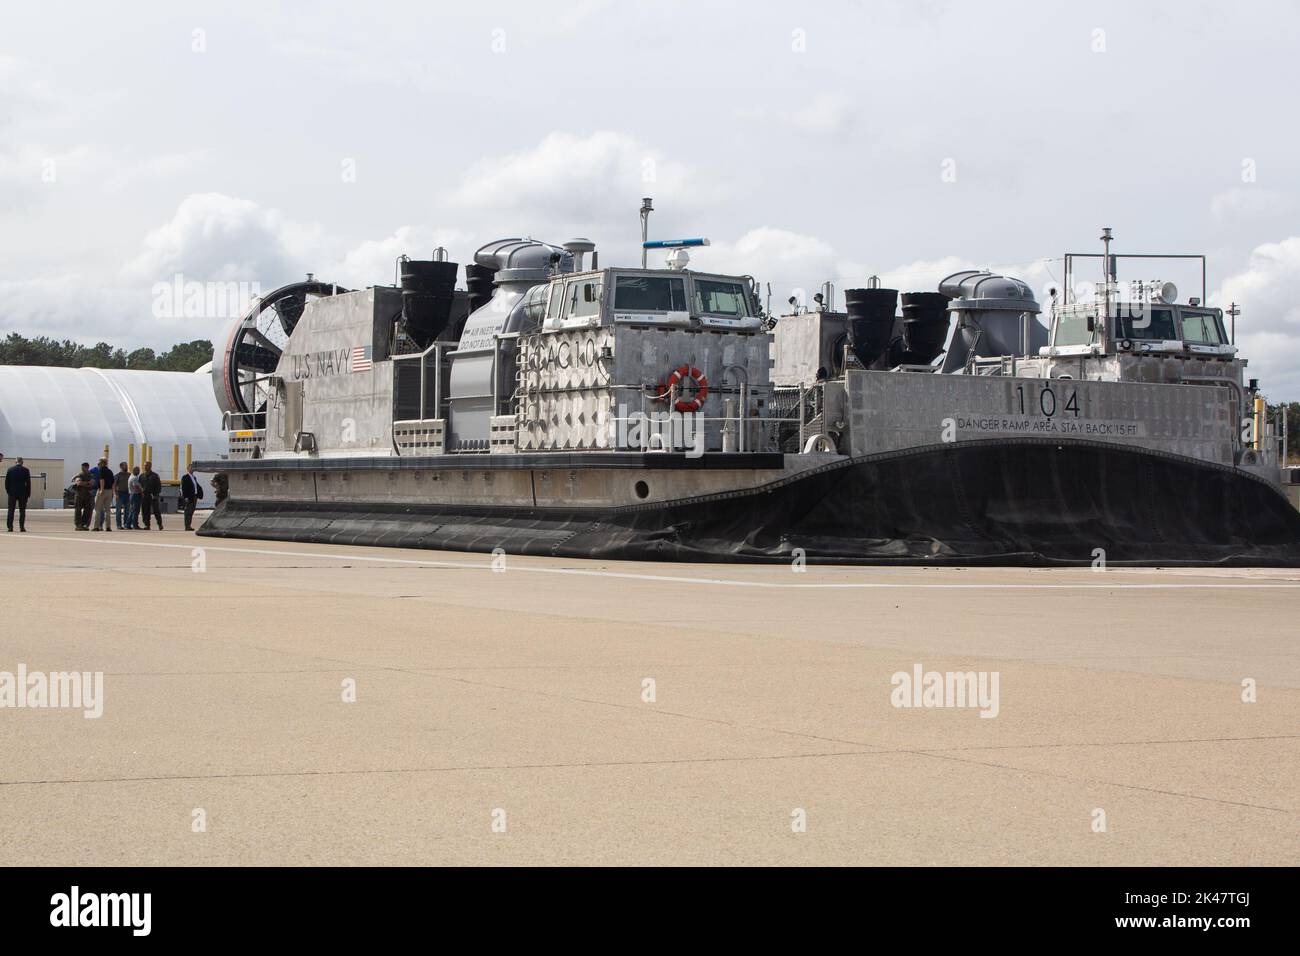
[[127, 347, 158, 369], [1, 332, 211, 372], [156, 339, 214, 372]]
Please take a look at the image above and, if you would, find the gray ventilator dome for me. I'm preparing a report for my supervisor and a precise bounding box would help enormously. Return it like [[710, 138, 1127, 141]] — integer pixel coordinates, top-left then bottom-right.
[[938, 270, 1046, 371]]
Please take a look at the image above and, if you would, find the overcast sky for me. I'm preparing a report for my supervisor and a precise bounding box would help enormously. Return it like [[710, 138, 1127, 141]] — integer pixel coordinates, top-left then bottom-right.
[[3, 0, 1300, 397]]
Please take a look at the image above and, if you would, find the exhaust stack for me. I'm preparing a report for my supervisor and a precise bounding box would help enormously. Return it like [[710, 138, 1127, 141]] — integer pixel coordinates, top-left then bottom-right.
[[843, 287, 898, 367], [900, 292, 951, 364], [399, 259, 458, 348], [464, 263, 497, 317]]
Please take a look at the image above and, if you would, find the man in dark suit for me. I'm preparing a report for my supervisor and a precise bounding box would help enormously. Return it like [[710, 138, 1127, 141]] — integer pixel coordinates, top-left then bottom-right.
[[140, 461, 164, 530], [180, 462, 204, 531], [5, 456, 31, 532]]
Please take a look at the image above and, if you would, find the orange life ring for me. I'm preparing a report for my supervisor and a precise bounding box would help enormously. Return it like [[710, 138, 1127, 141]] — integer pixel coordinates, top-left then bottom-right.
[[658, 364, 709, 413]]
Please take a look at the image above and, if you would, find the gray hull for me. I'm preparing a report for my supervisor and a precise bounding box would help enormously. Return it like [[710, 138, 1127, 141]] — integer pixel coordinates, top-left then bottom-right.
[[198, 438, 1300, 566]]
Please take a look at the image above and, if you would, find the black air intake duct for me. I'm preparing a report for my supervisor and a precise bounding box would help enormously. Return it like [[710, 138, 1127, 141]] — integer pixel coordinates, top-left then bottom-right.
[[399, 259, 458, 348], [843, 287, 898, 367], [465, 263, 497, 316], [899, 292, 951, 364]]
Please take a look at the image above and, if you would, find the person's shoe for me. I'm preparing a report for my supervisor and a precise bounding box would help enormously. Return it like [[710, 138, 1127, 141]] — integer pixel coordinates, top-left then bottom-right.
[[19, 527, 25, 532]]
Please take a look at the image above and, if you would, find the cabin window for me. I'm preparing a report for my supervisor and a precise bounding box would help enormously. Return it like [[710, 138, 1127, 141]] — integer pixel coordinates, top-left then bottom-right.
[[613, 274, 687, 312], [694, 279, 749, 317], [1053, 308, 1096, 347], [1180, 310, 1225, 345], [546, 282, 564, 320], [567, 277, 603, 318], [1114, 306, 1176, 340]]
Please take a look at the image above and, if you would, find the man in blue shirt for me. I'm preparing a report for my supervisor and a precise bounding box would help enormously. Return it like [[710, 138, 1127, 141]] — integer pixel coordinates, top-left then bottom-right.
[[91, 457, 115, 532], [127, 466, 142, 529], [113, 462, 130, 529]]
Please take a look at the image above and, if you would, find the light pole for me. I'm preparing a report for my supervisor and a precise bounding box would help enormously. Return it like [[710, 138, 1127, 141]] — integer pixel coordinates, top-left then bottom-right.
[[640, 198, 653, 269], [1099, 227, 1113, 338]]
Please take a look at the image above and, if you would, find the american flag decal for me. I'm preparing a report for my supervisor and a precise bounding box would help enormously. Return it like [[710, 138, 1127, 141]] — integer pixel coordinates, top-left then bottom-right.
[[350, 345, 373, 372]]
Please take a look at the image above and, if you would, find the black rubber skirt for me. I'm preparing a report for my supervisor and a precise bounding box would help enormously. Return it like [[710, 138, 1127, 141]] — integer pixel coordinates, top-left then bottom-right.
[[197, 439, 1300, 566]]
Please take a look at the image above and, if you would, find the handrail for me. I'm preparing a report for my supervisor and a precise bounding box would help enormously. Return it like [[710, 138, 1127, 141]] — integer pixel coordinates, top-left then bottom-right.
[[391, 342, 448, 422], [222, 410, 265, 432], [512, 380, 825, 455]]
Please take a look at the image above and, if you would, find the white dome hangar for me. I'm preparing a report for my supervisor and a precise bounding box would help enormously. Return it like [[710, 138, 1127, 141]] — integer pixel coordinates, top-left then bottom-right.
[[0, 365, 224, 506]]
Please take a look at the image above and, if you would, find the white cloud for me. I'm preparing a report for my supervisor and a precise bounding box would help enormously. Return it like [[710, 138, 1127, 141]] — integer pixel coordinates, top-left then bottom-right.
[[741, 92, 855, 137], [1210, 187, 1293, 223], [2, 194, 327, 348], [272, 38, 452, 94], [0, 53, 61, 128], [326, 225, 472, 289], [445, 131, 710, 233], [1212, 237, 1300, 401], [122, 193, 321, 285], [0, 194, 477, 349], [0, 55, 129, 207], [697, 227, 1058, 315], [0, 272, 156, 345], [699, 227, 839, 287], [0, 144, 113, 202]]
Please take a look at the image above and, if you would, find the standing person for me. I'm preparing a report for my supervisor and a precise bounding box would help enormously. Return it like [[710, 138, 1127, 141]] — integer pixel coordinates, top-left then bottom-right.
[[213, 472, 229, 504], [113, 462, 130, 530], [127, 465, 142, 529], [91, 457, 114, 532], [141, 461, 164, 530], [73, 462, 94, 530], [179, 462, 204, 531], [139, 462, 152, 529], [5, 456, 31, 533]]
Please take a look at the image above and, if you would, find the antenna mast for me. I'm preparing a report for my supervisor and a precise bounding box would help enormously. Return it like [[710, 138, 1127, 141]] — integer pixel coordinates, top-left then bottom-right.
[[640, 198, 654, 269]]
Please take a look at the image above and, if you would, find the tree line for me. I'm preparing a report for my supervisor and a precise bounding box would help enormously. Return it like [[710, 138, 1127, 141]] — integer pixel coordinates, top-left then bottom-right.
[[0, 332, 213, 373]]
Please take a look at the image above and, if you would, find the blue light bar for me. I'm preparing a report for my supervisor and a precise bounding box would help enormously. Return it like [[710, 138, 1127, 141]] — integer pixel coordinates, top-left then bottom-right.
[[642, 238, 711, 249]]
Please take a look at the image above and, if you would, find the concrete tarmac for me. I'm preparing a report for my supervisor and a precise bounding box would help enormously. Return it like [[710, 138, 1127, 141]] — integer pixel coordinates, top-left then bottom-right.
[[1, 508, 1296, 866]]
